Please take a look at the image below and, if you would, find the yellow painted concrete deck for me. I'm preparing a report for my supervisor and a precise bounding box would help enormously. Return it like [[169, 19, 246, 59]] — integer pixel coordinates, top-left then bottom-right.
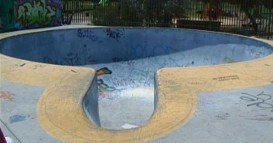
[[0, 28, 272, 143]]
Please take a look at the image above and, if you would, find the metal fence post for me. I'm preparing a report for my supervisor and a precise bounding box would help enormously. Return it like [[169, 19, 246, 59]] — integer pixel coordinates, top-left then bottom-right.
[[0, 0, 16, 32]]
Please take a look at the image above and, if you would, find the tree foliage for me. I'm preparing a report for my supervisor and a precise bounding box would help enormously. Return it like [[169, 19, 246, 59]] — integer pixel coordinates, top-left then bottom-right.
[[92, 0, 187, 26]]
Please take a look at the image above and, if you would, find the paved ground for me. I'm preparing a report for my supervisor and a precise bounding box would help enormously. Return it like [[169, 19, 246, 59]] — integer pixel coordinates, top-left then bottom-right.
[[0, 81, 60, 143], [152, 85, 273, 143]]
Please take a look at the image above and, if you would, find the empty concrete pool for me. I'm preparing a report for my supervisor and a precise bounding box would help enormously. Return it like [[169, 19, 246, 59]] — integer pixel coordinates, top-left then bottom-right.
[[0, 26, 273, 143]]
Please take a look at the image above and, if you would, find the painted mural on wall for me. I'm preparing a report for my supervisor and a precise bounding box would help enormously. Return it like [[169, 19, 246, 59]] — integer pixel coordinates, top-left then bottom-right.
[[0, 0, 62, 31], [15, 0, 62, 29]]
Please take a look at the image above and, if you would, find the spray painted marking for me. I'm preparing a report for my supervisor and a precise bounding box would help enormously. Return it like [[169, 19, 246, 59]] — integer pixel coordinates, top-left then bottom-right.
[[9, 115, 26, 124], [105, 28, 125, 41], [15, 0, 62, 28], [77, 29, 99, 41], [152, 85, 273, 143], [0, 91, 14, 101], [96, 67, 116, 98], [240, 91, 273, 112], [212, 75, 239, 81], [17, 0, 56, 25]]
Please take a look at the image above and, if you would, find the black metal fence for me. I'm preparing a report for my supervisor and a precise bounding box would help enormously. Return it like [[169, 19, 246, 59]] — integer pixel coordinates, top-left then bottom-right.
[[0, 0, 272, 39], [61, 0, 273, 39], [178, 0, 273, 39], [62, 0, 96, 24]]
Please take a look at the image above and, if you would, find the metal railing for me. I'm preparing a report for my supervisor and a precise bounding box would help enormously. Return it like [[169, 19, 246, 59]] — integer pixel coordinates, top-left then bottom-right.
[[61, 0, 273, 39], [0, 0, 271, 39]]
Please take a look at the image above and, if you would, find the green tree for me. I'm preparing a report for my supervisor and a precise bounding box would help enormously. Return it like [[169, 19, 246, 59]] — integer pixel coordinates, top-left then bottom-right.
[[99, 0, 109, 6]]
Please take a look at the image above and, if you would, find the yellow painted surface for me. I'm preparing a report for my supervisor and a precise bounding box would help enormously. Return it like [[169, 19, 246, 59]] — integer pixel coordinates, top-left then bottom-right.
[[0, 54, 196, 142], [0, 29, 272, 143]]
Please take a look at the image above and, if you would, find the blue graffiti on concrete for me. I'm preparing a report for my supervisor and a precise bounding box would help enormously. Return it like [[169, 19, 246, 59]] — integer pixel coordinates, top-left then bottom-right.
[[78, 29, 99, 41], [106, 28, 125, 41], [9, 114, 26, 123]]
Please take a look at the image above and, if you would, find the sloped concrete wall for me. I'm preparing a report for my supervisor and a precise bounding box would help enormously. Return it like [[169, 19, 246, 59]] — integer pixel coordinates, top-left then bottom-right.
[[1, 27, 272, 66]]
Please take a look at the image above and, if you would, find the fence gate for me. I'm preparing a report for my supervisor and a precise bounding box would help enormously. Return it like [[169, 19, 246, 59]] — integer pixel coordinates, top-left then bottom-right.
[[62, 0, 96, 25]]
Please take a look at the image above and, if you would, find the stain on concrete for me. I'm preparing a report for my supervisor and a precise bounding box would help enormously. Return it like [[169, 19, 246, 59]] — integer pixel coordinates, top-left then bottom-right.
[[215, 113, 230, 120], [223, 57, 237, 63], [20, 63, 26, 67], [33, 65, 45, 69], [246, 117, 273, 121], [9, 115, 26, 123], [15, 63, 26, 67]]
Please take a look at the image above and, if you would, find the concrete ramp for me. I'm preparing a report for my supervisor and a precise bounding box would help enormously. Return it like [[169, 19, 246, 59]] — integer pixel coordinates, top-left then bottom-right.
[[0, 26, 273, 142]]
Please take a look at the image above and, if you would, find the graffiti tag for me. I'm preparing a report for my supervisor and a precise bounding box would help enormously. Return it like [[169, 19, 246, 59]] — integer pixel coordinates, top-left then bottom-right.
[[17, 0, 57, 26], [240, 91, 273, 112], [106, 28, 124, 41], [78, 29, 99, 41]]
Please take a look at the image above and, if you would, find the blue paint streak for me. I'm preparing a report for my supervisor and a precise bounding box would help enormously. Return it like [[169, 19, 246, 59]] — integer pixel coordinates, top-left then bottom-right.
[[9, 115, 26, 123]]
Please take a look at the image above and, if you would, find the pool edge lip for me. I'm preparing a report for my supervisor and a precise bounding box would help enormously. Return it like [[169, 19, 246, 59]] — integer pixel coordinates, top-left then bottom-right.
[[0, 25, 272, 46], [1, 26, 273, 142]]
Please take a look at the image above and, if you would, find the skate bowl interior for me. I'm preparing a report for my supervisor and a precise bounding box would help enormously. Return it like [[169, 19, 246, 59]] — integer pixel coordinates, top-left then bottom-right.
[[1, 27, 272, 66], [1, 26, 273, 143]]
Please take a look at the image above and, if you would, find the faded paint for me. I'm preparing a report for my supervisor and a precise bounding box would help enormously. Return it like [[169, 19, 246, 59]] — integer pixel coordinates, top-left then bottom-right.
[[9, 115, 26, 123]]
